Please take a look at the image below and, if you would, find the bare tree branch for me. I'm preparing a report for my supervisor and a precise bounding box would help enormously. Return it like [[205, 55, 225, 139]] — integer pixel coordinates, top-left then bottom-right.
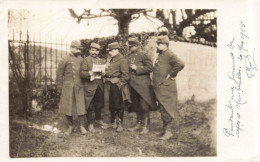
[[130, 14, 141, 22], [69, 9, 117, 23]]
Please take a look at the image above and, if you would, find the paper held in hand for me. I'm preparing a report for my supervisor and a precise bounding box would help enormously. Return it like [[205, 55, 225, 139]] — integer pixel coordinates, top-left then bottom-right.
[[92, 64, 106, 72], [90, 64, 106, 81]]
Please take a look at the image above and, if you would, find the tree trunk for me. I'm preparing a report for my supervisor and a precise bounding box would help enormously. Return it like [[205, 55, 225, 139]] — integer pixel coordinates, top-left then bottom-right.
[[117, 15, 131, 42], [170, 10, 177, 31]]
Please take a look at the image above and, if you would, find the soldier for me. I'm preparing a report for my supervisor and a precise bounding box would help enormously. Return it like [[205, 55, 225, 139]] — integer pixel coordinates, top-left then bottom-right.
[[126, 37, 157, 134], [80, 42, 109, 133], [104, 42, 129, 132], [56, 40, 87, 135], [152, 36, 185, 140]]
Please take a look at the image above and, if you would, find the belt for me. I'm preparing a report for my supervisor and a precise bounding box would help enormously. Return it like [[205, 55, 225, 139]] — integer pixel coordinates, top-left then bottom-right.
[[104, 77, 120, 84]]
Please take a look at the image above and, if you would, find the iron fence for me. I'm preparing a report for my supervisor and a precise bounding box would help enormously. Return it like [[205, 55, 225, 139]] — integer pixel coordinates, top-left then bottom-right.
[[9, 30, 70, 90]]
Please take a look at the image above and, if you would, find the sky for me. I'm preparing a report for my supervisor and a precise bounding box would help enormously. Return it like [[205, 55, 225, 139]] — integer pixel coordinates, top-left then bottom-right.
[[8, 9, 164, 44]]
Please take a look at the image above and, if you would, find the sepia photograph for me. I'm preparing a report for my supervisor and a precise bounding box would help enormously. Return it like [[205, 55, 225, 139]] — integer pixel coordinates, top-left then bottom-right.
[[7, 8, 218, 158]]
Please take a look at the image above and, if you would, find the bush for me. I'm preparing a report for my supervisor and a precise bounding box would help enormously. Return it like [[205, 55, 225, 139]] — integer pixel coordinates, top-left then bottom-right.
[[80, 31, 216, 58], [80, 32, 157, 58]]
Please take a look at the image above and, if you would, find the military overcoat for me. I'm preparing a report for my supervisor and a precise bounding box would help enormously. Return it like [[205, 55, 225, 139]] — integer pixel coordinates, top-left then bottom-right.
[[152, 49, 184, 120], [127, 49, 157, 111], [56, 54, 86, 116]]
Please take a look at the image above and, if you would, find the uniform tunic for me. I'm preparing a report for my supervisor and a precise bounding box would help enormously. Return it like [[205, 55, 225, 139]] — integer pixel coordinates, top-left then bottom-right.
[[56, 53, 85, 116], [127, 49, 157, 111], [104, 53, 130, 110], [80, 56, 106, 110], [152, 49, 184, 120], [105, 54, 129, 88]]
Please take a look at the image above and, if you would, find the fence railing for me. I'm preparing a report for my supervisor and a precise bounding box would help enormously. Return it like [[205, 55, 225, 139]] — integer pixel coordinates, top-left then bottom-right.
[[9, 30, 70, 90]]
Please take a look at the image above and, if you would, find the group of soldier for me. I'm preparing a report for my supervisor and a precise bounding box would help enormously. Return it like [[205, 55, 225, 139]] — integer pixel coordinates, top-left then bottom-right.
[[56, 35, 185, 140]]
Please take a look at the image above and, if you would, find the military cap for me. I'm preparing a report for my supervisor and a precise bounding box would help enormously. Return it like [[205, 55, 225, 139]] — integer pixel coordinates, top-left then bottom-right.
[[128, 37, 140, 46], [90, 42, 101, 50], [70, 40, 83, 49], [106, 42, 120, 51], [156, 35, 170, 44]]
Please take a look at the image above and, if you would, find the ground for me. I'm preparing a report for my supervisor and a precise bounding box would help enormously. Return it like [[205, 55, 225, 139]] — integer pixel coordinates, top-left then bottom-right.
[[9, 99, 216, 157]]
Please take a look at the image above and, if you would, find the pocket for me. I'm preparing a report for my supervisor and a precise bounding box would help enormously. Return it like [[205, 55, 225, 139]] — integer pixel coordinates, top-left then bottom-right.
[[161, 79, 177, 91], [161, 78, 171, 86]]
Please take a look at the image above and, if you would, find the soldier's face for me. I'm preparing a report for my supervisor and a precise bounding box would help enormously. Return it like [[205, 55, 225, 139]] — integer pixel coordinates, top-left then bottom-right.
[[71, 47, 81, 56], [108, 49, 119, 57], [156, 43, 168, 51], [89, 48, 99, 58]]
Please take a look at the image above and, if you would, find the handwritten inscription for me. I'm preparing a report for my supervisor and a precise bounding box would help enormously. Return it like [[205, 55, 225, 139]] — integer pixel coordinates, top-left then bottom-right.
[[223, 21, 257, 138]]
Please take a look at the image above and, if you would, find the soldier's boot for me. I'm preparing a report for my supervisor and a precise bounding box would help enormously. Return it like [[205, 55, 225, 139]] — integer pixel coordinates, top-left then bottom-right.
[[80, 125, 87, 135], [157, 120, 167, 136], [86, 110, 95, 133], [79, 115, 87, 135], [110, 110, 117, 129], [88, 123, 95, 133], [116, 110, 124, 132], [65, 126, 73, 136], [140, 113, 150, 135], [159, 123, 173, 140], [128, 114, 142, 132], [159, 129, 173, 140], [65, 115, 74, 136], [111, 119, 118, 129], [96, 120, 110, 129], [116, 119, 123, 132]]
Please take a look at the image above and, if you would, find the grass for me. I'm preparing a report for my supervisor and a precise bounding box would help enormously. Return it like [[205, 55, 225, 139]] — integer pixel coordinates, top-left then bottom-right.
[[9, 99, 216, 157]]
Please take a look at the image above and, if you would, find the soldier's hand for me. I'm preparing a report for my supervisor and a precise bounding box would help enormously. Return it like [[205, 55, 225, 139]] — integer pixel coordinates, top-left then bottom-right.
[[101, 69, 106, 76], [130, 64, 137, 70]]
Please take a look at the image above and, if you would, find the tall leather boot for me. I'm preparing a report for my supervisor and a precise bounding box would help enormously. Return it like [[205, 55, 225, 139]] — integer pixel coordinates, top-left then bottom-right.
[[78, 115, 87, 135], [116, 110, 124, 132], [140, 113, 149, 135], [96, 120, 110, 129], [157, 120, 167, 136], [86, 111, 95, 133], [128, 113, 142, 132], [65, 115, 74, 136], [110, 110, 117, 129]]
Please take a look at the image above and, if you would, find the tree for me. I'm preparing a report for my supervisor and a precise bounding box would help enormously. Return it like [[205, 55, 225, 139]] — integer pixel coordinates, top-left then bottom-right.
[[69, 9, 151, 42], [153, 9, 217, 41], [69, 9, 217, 45]]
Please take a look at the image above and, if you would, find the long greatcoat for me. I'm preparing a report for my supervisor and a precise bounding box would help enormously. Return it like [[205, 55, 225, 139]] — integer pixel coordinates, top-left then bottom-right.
[[128, 49, 157, 111], [56, 53, 85, 116], [80, 56, 106, 109], [152, 49, 184, 120]]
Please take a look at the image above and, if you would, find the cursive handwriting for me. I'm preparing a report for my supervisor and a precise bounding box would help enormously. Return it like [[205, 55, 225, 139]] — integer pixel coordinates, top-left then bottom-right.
[[236, 113, 243, 138], [244, 48, 258, 78], [223, 21, 257, 138], [227, 37, 235, 50], [223, 101, 234, 137]]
